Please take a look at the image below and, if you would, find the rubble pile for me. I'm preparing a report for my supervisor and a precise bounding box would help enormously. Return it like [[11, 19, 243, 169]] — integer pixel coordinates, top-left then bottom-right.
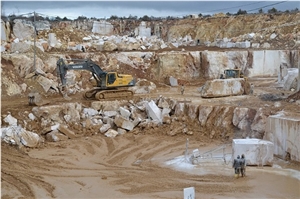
[[1, 12, 300, 53], [1, 96, 271, 148]]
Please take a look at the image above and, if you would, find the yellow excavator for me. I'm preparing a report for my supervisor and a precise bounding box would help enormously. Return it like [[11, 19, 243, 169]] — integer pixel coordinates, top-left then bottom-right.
[[56, 58, 136, 100], [220, 69, 245, 79]]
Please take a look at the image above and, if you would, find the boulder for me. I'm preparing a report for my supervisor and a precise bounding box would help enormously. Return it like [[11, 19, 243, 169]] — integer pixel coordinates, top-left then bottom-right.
[[103, 41, 118, 51], [105, 129, 119, 138], [36, 75, 58, 93], [119, 107, 131, 120], [114, 115, 135, 131], [100, 123, 111, 133], [1, 76, 22, 96], [13, 19, 34, 40], [58, 124, 77, 139], [3, 114, 18, 126], [1, 126, 41, 147], [45, 130, 68, 142]]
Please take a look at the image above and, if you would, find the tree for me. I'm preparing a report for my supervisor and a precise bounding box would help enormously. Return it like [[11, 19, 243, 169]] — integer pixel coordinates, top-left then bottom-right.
[[55, 16, 62, 21], [268, 7, 278, 13], [140, 15, 150, 21], [258, 8, 264, 14], [77, 15, 87, 20], [198, 13, 203, 17], [109, 15, 118, 20], [236, 9, 247, 15]]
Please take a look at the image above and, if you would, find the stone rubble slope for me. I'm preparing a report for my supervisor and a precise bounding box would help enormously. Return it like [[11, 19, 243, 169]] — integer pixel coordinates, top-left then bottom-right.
[[1, 96, 273, 148], [1, 13, 300, 53]]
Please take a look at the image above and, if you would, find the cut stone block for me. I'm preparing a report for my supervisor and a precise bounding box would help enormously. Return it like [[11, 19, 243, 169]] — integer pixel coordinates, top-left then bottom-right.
[[264, 112, 300, 162], [201, 78, 245, 98], [104, 110, 118, 117], [119, 107, 131, 119], [100, 123, 111, 133], [169, 76, 178, 86], [145, 100, 162, 123], [83, 108, 99, 117], [232, 139, 274, 166], [117, 128, 127, 135], [4, 114, 18, 126]]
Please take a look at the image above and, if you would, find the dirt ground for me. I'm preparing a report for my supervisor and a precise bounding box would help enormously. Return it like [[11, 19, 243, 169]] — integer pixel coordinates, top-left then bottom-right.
[[1, 81, 300, 199]]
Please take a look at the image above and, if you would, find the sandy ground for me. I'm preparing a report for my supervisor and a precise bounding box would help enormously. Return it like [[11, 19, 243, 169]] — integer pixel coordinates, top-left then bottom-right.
[[1, 81, 300, 199]]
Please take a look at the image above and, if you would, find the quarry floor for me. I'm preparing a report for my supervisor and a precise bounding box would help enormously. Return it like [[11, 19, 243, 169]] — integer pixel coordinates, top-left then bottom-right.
[[1, 79, 300, 199]]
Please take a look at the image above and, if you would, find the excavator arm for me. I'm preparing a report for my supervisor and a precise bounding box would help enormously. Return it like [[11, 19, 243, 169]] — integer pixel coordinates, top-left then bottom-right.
[[57, 58, 107, 87]]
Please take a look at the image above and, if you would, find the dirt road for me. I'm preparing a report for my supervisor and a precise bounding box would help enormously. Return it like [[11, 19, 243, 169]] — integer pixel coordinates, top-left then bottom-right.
[[2, 133, 300, 199]]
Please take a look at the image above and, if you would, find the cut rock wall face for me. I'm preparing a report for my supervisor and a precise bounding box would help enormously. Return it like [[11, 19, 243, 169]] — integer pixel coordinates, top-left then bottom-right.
[[264, 112, 300, 162]]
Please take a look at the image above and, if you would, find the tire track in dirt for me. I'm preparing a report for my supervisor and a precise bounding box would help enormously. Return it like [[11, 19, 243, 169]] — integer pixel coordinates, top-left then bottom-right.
[[1, 144, 57, 198]]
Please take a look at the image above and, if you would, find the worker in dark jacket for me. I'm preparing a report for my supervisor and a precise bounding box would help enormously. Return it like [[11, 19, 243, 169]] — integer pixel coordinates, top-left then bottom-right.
[[233, 155, 241, 177], [240, 154, 246, 177]]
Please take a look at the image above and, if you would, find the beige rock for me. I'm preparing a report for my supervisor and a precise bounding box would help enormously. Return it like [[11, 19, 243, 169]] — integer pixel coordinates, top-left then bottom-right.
[[58, 124, 77, 139]]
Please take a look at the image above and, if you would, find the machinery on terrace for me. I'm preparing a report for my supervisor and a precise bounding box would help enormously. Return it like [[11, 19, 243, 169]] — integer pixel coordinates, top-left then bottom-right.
[[56, 58, 136, 100], [200, 68, 250, 98], [221, 68, 245, 79]]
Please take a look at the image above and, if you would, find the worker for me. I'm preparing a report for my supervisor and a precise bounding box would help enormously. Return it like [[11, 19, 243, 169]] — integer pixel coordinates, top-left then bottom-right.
[[250, 83, 254, 95], [181, 84, 185, 95], [240, 154, 246, 177], [233, 155, 241, 177]]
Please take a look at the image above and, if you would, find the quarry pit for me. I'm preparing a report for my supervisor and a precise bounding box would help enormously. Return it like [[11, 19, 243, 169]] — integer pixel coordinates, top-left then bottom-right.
[[1, 13, 300, 198]]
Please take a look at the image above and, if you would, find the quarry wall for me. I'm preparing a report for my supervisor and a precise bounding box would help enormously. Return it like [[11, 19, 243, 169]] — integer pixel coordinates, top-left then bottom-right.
[[264, 113, 300, 162]]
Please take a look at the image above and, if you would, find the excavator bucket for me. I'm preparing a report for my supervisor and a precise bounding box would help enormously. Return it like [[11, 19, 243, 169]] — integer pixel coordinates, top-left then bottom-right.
[[58, 85, 72, 101]]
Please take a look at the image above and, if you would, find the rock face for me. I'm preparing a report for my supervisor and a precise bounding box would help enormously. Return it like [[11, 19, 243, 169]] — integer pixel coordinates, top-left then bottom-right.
[[264, 112, 300, 162], [200, 78, 246, 98]]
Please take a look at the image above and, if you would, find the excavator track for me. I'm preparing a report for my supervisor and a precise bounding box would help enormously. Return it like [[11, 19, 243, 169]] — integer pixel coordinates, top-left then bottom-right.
[[84, 88, 133, 100]]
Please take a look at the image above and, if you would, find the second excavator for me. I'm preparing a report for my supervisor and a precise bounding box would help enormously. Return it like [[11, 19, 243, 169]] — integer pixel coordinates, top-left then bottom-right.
[[56, 58, 136, 100]]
